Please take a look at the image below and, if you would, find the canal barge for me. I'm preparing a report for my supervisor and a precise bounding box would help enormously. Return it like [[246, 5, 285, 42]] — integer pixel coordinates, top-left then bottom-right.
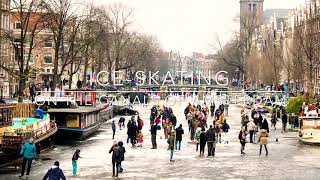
[[47, 103, 106, 141]]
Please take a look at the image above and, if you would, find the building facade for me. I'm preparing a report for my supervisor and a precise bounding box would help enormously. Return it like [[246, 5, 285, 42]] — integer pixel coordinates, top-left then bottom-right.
[[282, 0, 320, 94], [240, 0, 264, 26], [9, 12, 55, 95], [0, 0, 10, 97]]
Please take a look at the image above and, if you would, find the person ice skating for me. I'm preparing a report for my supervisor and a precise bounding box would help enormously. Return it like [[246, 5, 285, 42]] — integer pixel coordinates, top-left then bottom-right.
[[175, 124, 184, 150], [219, 103, 225, 114], [167, 131, 176, 162], [112, 120, 116, 139], [72, 149, 81, 175], [117, 141, 126, 174], [127, 117, 138, 147], [261, 118, 269, 133], [258, 129, 269, 156], [19, 137, 37, 179], [163, 119, 169, 139], [247, 120, 256, 143], [214, 123, 221, 143], [109, 142, 120, 177], [199, 128, 207, 157], [42, 161, 66, 180], [119, 117, 125, 130], [238, 126, 247, 154], [195, 128, 201, 152], [271, 112, 278, 130], [221, 121, 230, 144], [137, 130, 143, 147], [282, 112, 288, 133], [241, 113, 250, 131], [210, 102, 215, 117], [170, 113, 177, 127], [206, 125, 216, 157], [150, 123, 159, 149], [137, 116, 144, 131]]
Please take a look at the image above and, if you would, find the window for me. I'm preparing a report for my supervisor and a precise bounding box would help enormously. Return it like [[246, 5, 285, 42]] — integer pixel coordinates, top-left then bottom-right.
[[253, 4, 257, 15], [44, 39, 53, 48], [249, 4, 252, 11], [44, 53, 52, 64], [24, 53, 34, 64], [15, 22, 22, 29], [24, 38, 30, 47]]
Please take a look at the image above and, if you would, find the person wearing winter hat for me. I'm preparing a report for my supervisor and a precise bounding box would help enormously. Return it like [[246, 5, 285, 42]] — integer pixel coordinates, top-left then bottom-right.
[[42, 161, 66, 180]]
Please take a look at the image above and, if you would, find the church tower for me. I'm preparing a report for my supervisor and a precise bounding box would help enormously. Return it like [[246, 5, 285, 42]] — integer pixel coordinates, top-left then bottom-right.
[[240, 0, 264, 26]]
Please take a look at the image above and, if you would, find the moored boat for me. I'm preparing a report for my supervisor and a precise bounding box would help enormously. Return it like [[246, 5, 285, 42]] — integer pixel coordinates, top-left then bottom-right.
[[0, 104, 57, 163], [298, 110, 320, 145], [47, 101, 107, 142]]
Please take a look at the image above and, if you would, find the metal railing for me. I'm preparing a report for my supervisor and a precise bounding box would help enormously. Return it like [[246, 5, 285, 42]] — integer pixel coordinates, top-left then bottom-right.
[[1, 122, 57, 150]]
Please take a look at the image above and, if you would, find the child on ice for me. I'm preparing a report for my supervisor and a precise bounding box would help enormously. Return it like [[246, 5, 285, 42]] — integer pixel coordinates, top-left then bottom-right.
[[137, 130, 143, 147], [72, 149, 81, 175]]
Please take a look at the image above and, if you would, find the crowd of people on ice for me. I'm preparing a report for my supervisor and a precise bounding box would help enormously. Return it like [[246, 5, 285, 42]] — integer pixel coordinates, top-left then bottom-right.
[[183, 102, 230, 157], [17, 100, 299, 179], [239, 108, 271, 155]]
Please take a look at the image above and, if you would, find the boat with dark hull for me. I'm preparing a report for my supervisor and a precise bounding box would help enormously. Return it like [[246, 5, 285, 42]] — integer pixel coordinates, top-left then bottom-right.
[[48, 105, 109, 142]]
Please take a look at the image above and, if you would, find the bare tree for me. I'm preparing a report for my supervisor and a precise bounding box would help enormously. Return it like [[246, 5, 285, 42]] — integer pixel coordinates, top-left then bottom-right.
[[215, 14, 260, 86], [122, 34, 161, 77], [292, 11, 320, 94], [262, 43, 283, 86], [281, 38, 296, 94], [215, 35, 245, 84], [246, 51, 262, 87], [41, 0, 83, 93], [93, 4, 161, 83], [0, 0, 46, 102], [105, 3, 134, 82], [78, 5, 101, 86]]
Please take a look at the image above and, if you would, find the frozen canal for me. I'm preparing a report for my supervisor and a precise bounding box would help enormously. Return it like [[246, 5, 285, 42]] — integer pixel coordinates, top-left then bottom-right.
[[2, 100, 320, 180]]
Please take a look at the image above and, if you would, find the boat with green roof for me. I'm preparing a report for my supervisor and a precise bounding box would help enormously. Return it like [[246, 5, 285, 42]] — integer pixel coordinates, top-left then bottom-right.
[[0, 104, 57, 153]]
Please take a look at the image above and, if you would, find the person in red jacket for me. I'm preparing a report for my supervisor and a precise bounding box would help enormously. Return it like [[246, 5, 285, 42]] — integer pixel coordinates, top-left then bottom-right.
[[310, 104, 315, 111]]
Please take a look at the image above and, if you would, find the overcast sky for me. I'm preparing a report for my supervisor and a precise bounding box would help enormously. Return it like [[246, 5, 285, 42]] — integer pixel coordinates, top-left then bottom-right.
[[88, 0, 305, 55]]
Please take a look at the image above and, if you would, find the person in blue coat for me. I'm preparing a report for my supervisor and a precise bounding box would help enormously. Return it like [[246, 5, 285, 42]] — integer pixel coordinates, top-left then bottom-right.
[[42, 161, 66, 180], [19, 137, 37, 178], [35, 108, 45, 119]]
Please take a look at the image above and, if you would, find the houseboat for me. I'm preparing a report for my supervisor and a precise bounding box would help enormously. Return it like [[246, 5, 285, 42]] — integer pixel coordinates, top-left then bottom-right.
[[298, 110, 320, 145], [46, 100, 107, 142], [0, 104, 57, 163]]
